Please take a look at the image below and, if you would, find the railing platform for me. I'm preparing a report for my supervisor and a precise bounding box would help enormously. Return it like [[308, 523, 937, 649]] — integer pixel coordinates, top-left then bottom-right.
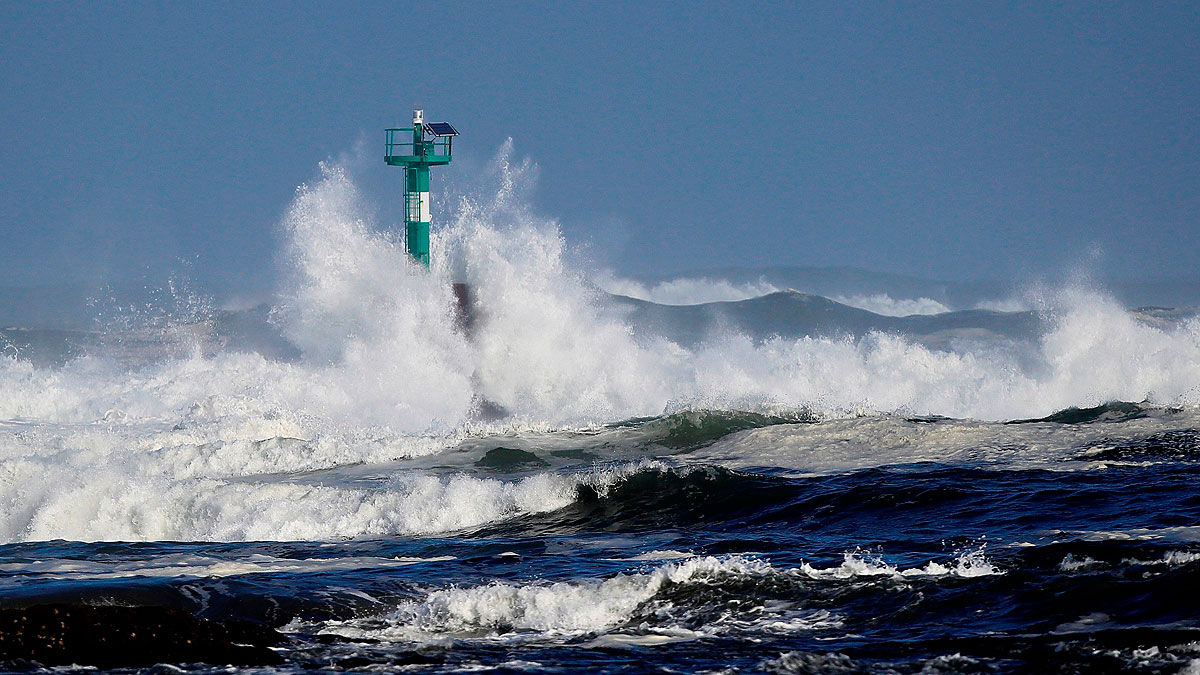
[[385, 128, 452, 166]]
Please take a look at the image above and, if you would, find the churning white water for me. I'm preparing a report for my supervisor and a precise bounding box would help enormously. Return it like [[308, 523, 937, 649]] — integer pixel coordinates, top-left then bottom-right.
[[2, 143, 1199, 543]]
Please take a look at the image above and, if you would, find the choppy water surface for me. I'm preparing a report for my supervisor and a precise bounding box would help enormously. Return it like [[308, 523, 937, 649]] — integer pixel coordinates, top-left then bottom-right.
[[2, 154, 1199, 673]]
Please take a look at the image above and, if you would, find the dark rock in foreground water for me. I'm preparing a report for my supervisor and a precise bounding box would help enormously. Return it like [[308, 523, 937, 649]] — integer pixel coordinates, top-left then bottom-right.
[[0, 604, 285, 668]]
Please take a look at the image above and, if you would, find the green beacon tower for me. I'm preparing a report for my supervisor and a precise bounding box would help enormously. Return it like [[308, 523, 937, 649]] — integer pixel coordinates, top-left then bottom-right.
[[384, 109, 458, 267]]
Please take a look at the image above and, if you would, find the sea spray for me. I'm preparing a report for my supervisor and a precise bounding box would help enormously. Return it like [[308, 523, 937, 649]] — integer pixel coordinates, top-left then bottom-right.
[[5, 150, 1200, 429], [4, 146, 1200, 546]]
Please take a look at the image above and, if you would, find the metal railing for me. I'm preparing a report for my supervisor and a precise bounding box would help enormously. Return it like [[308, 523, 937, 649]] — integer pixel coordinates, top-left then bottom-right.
[[385, 128, 453, 159]]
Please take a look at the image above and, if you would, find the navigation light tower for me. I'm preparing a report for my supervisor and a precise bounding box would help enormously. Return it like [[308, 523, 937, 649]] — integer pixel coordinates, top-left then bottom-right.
[[384, 109, 458, 267]]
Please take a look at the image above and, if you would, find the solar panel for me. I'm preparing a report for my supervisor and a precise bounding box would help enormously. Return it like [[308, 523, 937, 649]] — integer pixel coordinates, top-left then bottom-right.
[[425, 122, 459, 137]]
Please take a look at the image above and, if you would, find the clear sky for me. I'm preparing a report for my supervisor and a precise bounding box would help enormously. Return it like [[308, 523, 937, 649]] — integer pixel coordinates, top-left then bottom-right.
[[2, 2, 1197, 289]]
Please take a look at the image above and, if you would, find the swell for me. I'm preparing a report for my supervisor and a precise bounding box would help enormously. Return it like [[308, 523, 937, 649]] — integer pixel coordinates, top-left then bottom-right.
[[5, 531, 1199, 671], [7, 540, 1199, 640], [476, 459, 1200, 540], [1008, 400, 1154, 425], [613, 408, 819, 450], [5, 408, 1199, 543], [310, 547, 1200, 670]]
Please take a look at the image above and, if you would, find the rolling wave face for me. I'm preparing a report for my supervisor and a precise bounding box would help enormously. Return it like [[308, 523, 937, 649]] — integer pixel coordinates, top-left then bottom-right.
[[322, 556, 780, 639], [316, 551, 998, 644], [300, 533, 1200, 672], [1, 397, 1192, 544]]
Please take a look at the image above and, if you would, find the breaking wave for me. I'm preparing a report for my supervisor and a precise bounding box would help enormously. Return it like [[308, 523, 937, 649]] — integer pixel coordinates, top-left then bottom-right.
[[830, 293, 951, 316], [5, 147, 1200, 428], [319, 549, 998, 644], [323, 556, 775, 638], [596, 274, 783, 305], [2, 143, 1200, 544]]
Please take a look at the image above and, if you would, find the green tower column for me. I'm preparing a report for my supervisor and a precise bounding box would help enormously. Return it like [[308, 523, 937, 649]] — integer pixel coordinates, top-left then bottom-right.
[[385, 109, 454, 269], [405, 164, 431, 267]]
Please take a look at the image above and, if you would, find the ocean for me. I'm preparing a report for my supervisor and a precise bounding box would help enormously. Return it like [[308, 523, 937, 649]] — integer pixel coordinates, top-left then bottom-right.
[[2, 158, 1199, 674]]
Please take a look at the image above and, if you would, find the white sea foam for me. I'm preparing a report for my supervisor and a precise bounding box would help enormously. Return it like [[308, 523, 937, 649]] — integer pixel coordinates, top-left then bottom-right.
[[0, 431, 654, 543], [695, 406, 1200, 475], [2, 463, 576, 542], [597, 277, 952, 317], [1163, 550, 1200, 565], [320, 555, 839, 643], [796, 548, 1002, 580], [0, 554, 455, 585], [1104, 550, 1200, 569], [321, 555, 763, 638], [1059, 554, 1101, 571], [7, 151, 1200, 429], [595, 274, 781, 305], [320, 550, 994, 645], [1053, 526, 1200, 543], [830, 293, 951, 316]]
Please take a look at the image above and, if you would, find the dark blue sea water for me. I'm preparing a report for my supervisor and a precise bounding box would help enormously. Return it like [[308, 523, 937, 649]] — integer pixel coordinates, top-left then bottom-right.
[[2, 165, 1199, 673], [4, 407, 1200, 673]]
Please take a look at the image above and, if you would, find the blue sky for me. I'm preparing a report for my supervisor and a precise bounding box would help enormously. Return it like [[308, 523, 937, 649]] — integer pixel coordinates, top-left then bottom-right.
[[2, 2, 1197, 289]]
